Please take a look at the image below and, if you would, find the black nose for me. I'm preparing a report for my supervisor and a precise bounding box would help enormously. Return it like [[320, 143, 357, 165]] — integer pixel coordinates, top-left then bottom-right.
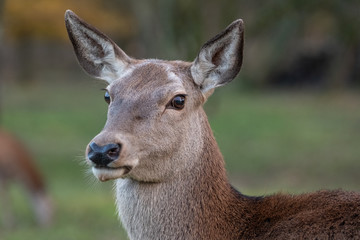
[[87, 142, 121, 167]]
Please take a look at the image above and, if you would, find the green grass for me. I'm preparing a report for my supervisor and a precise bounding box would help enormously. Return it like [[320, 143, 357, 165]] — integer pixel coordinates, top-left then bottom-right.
[[1, 75, 360, 239], [207, 88, 360, 194]]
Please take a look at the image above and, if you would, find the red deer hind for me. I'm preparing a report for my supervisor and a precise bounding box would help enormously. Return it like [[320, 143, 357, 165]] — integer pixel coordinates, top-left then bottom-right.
[[0, 129, 53, 227], [65, 10, 360, 239]]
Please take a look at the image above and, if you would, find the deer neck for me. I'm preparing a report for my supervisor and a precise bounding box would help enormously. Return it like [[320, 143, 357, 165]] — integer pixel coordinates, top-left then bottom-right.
[[115, 109, 246, 239]]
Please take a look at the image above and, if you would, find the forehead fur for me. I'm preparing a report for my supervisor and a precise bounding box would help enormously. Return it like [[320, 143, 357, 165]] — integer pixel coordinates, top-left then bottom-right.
[[109, 60, 198, 98]]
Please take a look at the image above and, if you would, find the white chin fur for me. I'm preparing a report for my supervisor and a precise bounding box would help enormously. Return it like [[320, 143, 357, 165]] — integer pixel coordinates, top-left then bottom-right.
[[92, 167, 127, 182]]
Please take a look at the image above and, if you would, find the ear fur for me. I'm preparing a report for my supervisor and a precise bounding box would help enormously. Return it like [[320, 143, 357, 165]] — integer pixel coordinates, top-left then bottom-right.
[[191, 19, 244, 94], [65, 10, 132, 82]]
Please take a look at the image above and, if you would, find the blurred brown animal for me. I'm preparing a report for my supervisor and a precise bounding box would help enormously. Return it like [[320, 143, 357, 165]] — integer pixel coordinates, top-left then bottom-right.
[[0, 129, 52, 227], [65, 10, 360, 239]]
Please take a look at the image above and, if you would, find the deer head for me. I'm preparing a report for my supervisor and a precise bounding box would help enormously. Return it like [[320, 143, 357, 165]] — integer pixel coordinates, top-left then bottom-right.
[[65, 10, 244, 183]]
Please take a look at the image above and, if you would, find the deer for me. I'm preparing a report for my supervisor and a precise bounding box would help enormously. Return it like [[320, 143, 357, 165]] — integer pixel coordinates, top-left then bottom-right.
[[0, 129, 53, 227], [65, 10, 360, 239]]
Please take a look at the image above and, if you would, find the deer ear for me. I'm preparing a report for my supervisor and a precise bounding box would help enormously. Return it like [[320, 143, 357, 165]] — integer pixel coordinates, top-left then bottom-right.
[[65, 10, 132, 83], [191, 19, 244, 94]]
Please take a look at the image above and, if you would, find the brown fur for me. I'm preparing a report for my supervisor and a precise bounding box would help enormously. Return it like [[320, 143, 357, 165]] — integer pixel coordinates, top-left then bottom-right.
[[0, 129, 53, 227], [65, 10, 360, 239]]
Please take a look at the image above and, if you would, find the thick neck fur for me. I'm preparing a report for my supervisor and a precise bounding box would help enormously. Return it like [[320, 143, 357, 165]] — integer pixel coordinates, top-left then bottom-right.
[[115, 109, 247, 240]]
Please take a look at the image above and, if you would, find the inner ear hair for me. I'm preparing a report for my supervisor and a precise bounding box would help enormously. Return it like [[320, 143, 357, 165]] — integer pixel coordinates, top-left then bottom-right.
[[65, 10, 132, 82], [191, 19, 244, 94]]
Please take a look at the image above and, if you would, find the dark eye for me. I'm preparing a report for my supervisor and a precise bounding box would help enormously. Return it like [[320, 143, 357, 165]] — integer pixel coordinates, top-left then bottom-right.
[[169, 95, 186, 110], [104, 91, 111, 104]]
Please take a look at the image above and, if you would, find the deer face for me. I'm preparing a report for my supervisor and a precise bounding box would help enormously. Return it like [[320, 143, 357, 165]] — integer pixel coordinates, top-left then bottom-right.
[[87, 61, 205, 182], [65, 10, 244, 182]]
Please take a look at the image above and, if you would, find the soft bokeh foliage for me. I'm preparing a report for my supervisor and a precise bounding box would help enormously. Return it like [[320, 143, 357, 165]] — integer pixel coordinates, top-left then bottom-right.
[[3, 0, 134, 41], [2, 0, 359, 87]]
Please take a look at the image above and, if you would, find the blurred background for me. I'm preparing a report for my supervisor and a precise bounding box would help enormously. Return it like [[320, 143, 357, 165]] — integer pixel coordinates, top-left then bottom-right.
[[0, 0, 359, 239]]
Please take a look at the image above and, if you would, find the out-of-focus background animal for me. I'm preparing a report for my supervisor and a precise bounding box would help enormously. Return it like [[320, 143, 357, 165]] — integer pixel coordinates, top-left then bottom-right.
[[0, 129, 53, 228]]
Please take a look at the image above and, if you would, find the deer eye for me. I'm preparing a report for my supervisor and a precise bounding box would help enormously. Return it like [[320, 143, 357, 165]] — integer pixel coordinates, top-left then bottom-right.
[[104, 91, 111, 104], [168, 95, 186, 110]]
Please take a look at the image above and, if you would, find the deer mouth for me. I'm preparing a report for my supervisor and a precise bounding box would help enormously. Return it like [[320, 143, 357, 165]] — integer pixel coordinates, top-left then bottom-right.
[[92, 166, 132, 182]]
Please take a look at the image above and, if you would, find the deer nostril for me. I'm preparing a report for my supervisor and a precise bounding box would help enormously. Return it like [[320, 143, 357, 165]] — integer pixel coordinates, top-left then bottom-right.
[[88, 142, 121, 167], [106, 145, 121, 160]]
